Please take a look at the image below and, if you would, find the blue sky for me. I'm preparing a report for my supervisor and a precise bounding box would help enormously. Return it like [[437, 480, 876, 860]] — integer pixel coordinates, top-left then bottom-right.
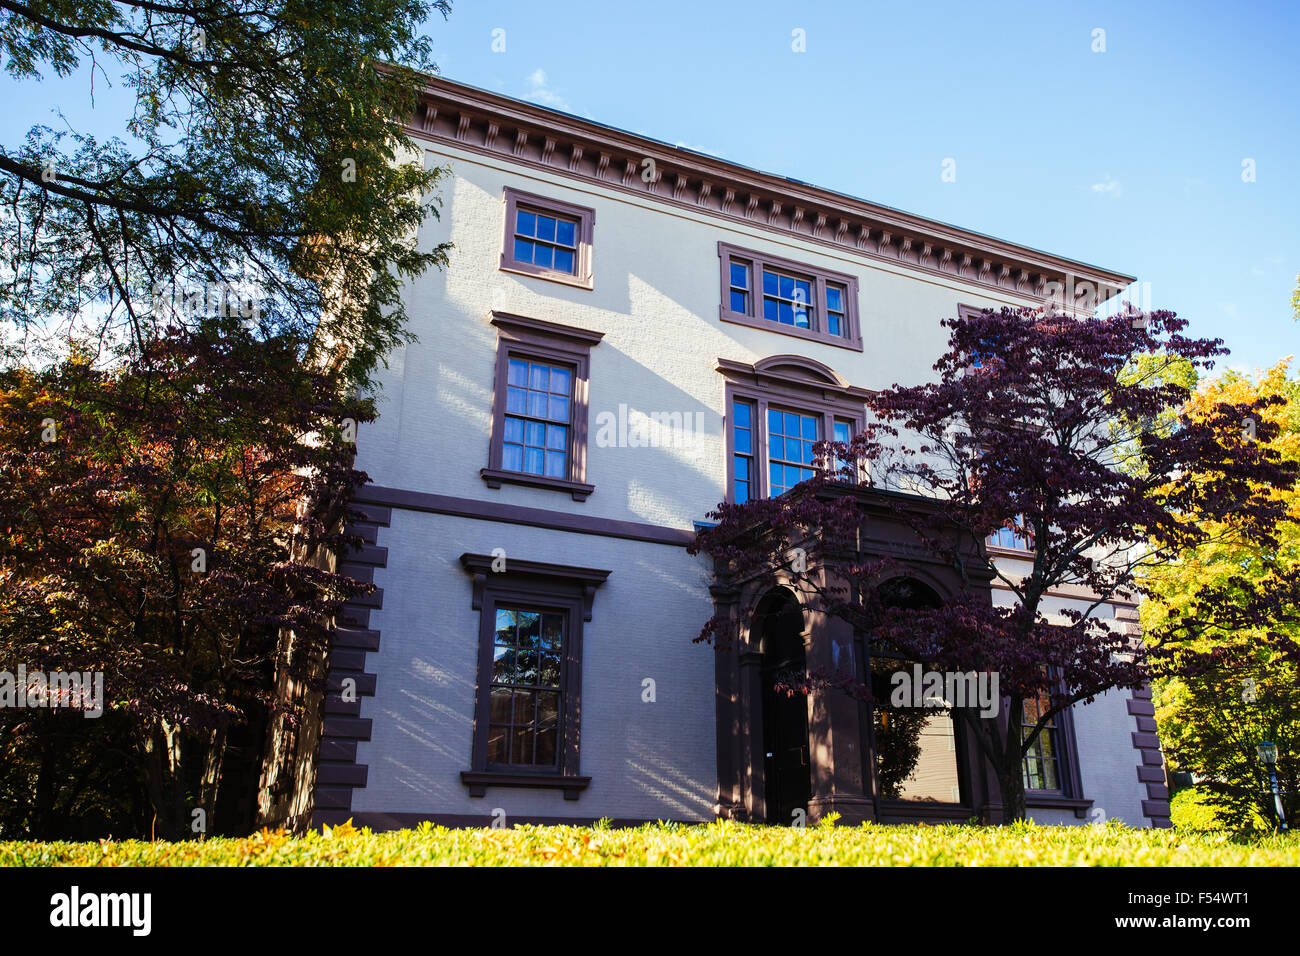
[[11, 0, 1298, 375]]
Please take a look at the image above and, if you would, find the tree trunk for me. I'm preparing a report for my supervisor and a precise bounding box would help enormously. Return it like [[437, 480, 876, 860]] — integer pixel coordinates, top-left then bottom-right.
[[139, 718, 188, 839], [198, 726, 227, 835], [998, 756, 1028, 823]]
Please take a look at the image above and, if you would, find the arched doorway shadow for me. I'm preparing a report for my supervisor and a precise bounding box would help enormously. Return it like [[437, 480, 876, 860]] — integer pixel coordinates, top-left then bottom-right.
[[752, 588, 811, 825]]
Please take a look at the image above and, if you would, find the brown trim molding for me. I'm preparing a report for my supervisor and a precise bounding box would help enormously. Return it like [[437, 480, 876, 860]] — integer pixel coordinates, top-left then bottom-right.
[[500, 187, 595, 289], [353, 484, 695, 547], [407, 76, 1135, 312], [483, 311, 604, 502], [459, 552, 610, 799], [312, 502, 390, 828], [717, 241, 863, 351]]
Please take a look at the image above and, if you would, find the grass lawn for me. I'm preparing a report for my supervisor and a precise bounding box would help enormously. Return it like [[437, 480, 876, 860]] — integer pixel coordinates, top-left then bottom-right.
[[3, 818, 1298, 866]]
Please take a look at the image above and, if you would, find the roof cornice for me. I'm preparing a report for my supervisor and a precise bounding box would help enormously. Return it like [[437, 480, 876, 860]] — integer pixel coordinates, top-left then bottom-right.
[[406, 76, 1136, 312]]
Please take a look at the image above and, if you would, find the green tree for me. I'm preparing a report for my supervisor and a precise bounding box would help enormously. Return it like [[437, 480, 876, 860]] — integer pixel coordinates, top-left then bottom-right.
[[1, 0, 452, 385], [1142, 360, 1300, 831]]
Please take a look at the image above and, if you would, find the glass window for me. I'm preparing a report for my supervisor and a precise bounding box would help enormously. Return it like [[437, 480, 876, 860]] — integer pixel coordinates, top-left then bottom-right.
[[760, 268, 815, 329], [988, 514, 1033, 551], [729, 261, 751, 315], [871, 657, 962, 803], [732, 398, 756, 504], [1022, 691, 1061, 792], [503, 358, 573, 480], [514, 207, 580, 275], [488, 607, 565, 767], [767, 407, 818, 496], [720, 244, 856, 344], [826, 283, 846, 336]]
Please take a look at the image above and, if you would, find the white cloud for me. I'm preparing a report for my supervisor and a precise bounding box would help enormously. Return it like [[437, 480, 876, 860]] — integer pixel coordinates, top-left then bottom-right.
[[1090, 174, 1123, 198], [523, 69, 570, 111]]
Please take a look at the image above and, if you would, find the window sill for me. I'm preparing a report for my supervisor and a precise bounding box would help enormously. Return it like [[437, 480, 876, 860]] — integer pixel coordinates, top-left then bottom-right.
[[481, 468, 594, 502], [986, 544, 1036, 559], [1025, 794, 1093, 819], [499, 260, 594, 291], [461, 770, 591, 801], [719, 306, 863, 352]]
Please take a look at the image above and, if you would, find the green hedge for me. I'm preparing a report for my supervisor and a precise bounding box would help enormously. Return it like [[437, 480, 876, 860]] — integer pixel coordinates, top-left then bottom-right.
[[3, 818, 1297, 866]]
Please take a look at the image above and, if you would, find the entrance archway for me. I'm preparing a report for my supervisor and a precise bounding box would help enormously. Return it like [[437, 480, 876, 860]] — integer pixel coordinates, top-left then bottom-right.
[[754, 589, 811, 825]]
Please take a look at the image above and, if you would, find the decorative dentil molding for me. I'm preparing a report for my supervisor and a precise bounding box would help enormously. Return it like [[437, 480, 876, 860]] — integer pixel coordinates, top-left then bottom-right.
[[405, 77, 1135, 311]]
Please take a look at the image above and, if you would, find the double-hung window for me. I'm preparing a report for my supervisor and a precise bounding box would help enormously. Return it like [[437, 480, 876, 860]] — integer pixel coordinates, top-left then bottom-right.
[[1022, 690, 1062, 792], [460, 553, 610, 800], [719, 242, 861, 350], [483, 311, 604, 501], [500, 188, 595, 289]]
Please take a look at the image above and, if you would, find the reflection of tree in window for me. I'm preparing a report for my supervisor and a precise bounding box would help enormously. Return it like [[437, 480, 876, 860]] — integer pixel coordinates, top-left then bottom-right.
[[1022, 690, 1061, 791], [870, 578, 962, 804], [871, 659, 960, 802], [488, 607, 564, 766]]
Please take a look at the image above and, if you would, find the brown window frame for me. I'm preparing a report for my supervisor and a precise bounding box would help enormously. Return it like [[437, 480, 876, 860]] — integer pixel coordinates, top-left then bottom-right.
[[459, 553, 610, 800], [718, 242, 862, 351], [718, 355, 872, 503], [482, 311, 604, 501], [1019, 681, 1091, 816], [500, 187, 595, 290]]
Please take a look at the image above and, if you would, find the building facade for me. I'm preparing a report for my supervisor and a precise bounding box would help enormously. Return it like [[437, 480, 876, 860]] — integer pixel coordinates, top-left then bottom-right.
[[290, 77, 1170, 830]]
